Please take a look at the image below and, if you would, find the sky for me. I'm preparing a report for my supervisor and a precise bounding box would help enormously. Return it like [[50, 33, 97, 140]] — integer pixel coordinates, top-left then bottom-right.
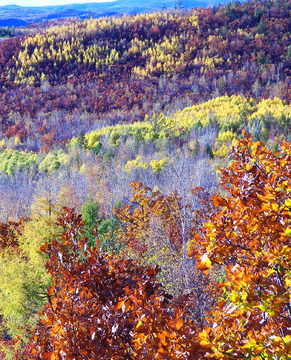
[[1, 0, 113, 7]]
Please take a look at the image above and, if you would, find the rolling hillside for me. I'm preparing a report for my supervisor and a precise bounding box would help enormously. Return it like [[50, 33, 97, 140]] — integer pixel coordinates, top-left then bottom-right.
[[0, 0, 291, 152]]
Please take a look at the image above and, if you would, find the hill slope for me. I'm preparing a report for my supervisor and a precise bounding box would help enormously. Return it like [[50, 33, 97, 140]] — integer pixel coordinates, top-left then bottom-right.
[[0, 0, 291, 152]]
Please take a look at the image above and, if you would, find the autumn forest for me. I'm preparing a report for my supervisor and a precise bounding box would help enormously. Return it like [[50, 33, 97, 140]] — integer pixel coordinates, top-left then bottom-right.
[[0, 0, 291, 358]]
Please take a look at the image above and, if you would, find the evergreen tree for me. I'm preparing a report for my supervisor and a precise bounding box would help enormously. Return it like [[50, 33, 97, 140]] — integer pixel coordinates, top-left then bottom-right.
[[81, 197, 101, 248], [257, 18, 267, 34]]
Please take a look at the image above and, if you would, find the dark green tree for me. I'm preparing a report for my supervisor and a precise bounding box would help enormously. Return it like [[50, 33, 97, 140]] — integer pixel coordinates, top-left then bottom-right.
[[257, 50, 266, 65], [205, 144, 214, 158], [257, 18, 267, 34], [77, 130, 87, 148], [80, 197, 101, 248]]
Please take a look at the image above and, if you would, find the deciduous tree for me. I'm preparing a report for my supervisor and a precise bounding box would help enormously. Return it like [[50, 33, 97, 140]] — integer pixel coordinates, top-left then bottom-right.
[[195, 133, 291, 358], [20, 208, 203, 359], [115, 182, 219, 328]]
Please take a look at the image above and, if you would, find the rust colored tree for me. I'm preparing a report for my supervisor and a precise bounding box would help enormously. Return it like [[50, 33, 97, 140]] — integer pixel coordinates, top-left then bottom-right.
[[19, 208, 203, 360], [0, 217, 29, 251], [194, 133, 291, 358]]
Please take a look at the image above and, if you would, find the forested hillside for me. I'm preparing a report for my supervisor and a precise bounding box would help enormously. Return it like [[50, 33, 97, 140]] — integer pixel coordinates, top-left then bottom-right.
[[0, 0, 291, 150], [1, 1, 291, 359]]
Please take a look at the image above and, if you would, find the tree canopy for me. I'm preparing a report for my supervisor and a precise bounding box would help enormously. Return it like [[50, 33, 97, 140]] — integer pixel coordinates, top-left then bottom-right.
[[1, 135, 290, 359]]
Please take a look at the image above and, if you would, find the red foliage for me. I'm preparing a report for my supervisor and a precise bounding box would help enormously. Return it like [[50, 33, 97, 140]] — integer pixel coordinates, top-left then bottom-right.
[[0, 217, 29, 251], [17, 208, 202, 359]]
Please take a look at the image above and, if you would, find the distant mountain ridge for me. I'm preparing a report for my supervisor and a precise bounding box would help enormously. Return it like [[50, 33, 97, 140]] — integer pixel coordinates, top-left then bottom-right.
[[0, 18, 27, 27], [0, 0, 216, 27]]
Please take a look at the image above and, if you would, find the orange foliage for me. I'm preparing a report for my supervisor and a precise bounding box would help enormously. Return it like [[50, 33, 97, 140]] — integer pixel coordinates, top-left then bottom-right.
[[3, 136, 291, 358], [18, 208, 204, 359], [194, 135, 291, 358]]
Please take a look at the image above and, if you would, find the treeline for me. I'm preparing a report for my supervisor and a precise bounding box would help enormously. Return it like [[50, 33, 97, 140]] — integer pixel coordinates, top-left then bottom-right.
[[1, 0, 291, 150]]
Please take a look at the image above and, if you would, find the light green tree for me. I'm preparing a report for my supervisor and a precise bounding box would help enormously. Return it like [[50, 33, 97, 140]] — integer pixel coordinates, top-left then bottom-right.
[[0, 189, 63, 339]]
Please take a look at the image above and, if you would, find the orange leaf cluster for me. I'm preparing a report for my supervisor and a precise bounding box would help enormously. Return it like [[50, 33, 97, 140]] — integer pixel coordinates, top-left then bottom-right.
[[197, 135, 291, 358], [18, 209, 204, 359]]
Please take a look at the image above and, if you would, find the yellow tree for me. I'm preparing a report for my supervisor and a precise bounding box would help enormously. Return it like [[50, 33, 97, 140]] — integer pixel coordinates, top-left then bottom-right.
[[195, 133, 291, 358], [0, 186, 64, 342]]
